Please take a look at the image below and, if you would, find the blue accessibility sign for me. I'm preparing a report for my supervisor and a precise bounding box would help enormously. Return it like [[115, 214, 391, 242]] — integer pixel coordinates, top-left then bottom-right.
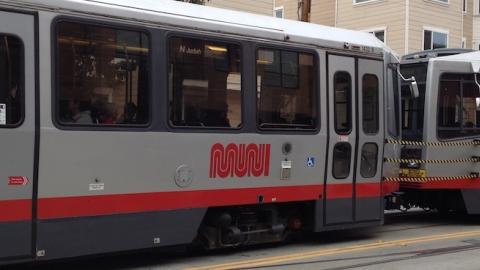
[[307, 157, 315, 168]]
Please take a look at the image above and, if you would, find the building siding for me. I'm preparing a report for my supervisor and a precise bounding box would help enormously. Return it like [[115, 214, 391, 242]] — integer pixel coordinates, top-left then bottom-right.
[[206, 0, 274, 16], [334, 0, 406, 55], [274, 0, 299, 20], [310, 0, 335, 26], [409, 0, 463, 53]]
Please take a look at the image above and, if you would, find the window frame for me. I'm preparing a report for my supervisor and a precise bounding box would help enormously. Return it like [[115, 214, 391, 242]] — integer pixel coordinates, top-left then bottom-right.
[[436, 72, 480, 140], [52, 16, 153, 131], [423, 27, 449, 50], [0, 33, 25, 129], [353, 0, 383, 5], [254, 44, 320, 134], [166, 32, 245, 132]]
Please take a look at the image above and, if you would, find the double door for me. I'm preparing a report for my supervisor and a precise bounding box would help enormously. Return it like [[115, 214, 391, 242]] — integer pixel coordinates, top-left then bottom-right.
[[324, 54, 384, 225]]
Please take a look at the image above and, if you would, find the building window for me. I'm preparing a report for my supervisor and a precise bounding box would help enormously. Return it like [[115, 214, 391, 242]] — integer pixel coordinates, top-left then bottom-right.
[[437, 73, 480, 139], [169, 37, 242, 128], [256, 48, 317, 130], [354, 0, 381, 4], [274, 7, 284, 18], [0, 35, 23, 127], [424, 29, 448, 50], [463, 0, 467, 12], [367, 29, 385, 43], [462, 37, 466, 48], [56, 21, 150, 126]]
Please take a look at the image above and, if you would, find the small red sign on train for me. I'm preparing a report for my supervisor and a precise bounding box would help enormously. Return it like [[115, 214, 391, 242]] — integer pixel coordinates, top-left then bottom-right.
[[8, 176, 29, 186]]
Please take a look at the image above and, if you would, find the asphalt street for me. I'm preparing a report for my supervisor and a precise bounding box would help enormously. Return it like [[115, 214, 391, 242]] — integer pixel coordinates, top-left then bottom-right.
[[5, 210, 480, 270]]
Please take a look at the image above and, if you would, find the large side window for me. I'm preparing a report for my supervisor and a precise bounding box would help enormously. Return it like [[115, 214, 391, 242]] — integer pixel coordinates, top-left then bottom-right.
[[334, 72, 352, 134], [438, 73, 480, 139], [169, 37, 242, 128], [56, 21, 150, 126], [362, 74, 379, 134], [256, 48, 317, 130], [0, 35, 23, 127]]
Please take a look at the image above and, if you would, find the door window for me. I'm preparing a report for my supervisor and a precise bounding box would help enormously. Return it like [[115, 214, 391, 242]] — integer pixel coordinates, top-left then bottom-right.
[[334, 72, 352, 134], [360, 143, 378, 178], [0, 35, 23, 127], [362, 74, 379, 134], [332, 143, 351, 179]]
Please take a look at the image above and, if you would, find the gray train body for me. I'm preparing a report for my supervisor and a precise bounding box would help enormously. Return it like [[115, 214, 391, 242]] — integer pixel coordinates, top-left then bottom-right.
[[0, 0, 400, 264], [398, 49, 480, 214]]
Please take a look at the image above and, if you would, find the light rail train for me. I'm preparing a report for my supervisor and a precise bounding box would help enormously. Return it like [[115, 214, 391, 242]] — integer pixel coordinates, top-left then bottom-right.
[[0, 0, 404, 264], [394, 49, 480, 213]]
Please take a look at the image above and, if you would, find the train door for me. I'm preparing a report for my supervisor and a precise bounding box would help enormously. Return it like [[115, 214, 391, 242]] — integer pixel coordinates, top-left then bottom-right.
[[325, 54, 356, 224], [355, 59, 383, 221], [0, 10, 36, 259]]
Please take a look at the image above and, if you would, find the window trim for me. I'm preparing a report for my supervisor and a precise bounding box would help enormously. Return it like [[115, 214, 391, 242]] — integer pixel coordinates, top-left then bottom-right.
[[423, 26, 449, 50], [0, 33, 25, 129], [436, 72, 480, 141], [52, 16, 153, 131], [353, 0, 384, 6], [424, 0, 449, 6], [254, 44, 320, 134], [166, 32, 245, 132], [333, 71, 353, 135]]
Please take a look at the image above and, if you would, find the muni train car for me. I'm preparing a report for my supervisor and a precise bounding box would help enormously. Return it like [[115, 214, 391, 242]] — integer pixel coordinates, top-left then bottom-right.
[[0, 0, 401, 264], [394, 49, 480, 213]]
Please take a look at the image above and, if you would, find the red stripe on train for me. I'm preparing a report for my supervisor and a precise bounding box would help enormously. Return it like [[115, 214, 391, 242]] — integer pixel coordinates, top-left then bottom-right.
[[1, 183, 387, 221], [0, 199, 31, 222], [37, 185, 324, 219], [400, 178, 480, 189]]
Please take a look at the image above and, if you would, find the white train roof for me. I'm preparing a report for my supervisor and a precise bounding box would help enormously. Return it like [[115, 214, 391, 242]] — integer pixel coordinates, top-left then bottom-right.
[[432, 51, 480, 73], [12, 0, 388, 54]]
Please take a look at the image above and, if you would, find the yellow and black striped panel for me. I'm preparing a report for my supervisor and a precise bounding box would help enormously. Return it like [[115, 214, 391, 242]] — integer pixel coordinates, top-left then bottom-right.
[[385, 139, 480, 147], [384, 157, 480, 164], [383, 173, 480, 183]]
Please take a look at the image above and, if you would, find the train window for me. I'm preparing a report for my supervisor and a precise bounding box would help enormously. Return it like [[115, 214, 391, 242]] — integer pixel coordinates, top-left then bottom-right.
[[332, 143, 351, 179], [334, 72, 352, 134], [360, 143, 378, 178], [169, 37, 242, 128], [56, 21, 150, 126], [362, 74, 379, 134], [256, 48, 316, 130], [0, 35, 23, 127], [438, 73, 480, 139]]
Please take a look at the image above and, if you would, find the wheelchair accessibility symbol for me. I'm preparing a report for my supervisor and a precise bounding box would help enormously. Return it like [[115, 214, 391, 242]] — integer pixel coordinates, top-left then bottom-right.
[[307, 157, 315, 168]]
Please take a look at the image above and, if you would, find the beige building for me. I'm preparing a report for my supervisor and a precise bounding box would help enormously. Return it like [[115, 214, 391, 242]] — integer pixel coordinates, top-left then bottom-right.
[[274, 0, 480, 56], [205, 0, 274, 16]]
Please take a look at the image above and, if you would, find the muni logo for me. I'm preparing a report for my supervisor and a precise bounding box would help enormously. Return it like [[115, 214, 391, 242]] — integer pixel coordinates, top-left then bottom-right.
[[209, 143, 271, 178]]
